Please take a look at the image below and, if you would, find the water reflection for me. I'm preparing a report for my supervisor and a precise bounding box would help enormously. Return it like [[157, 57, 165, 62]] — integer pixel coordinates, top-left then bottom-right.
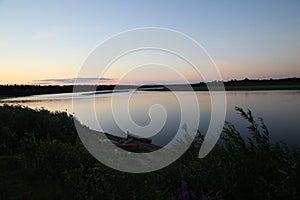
[[1, 90, 299, 146]]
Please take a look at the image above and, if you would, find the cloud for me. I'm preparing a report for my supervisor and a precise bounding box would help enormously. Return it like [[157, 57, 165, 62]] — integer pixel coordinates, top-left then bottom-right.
[[33, 27, 66, 40], [32, 78, 115, 85]]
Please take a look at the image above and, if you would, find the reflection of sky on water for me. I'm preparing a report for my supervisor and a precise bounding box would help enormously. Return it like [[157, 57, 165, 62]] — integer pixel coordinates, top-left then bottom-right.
[[1, 90, 299, 146]]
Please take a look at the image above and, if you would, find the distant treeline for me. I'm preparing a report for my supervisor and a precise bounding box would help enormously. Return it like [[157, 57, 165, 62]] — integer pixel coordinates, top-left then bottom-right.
[[194, 77, 300, 91], [0, 77, 299, 98], [0, 85, 115, 98]]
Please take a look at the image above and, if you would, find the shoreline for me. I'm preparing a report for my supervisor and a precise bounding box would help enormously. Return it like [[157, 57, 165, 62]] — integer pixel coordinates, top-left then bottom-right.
[[1, 87, 300, 100], [0, 77, 299, 99]]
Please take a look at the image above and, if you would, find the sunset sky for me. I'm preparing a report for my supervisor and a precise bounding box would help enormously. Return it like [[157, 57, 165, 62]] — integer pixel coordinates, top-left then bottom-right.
[[0, 0, 300, 84]]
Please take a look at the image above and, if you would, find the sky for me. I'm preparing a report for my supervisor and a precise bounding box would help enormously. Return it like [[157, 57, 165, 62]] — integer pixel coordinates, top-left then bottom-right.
[[0, 0, 300, 85]]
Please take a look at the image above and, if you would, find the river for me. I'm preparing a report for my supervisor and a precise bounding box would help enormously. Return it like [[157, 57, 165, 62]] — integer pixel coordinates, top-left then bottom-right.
[[1, 90, 299, 146]]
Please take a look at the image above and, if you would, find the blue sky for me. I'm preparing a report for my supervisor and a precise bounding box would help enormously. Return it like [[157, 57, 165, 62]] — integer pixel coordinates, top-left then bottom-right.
[[0, 0, 299, 84]]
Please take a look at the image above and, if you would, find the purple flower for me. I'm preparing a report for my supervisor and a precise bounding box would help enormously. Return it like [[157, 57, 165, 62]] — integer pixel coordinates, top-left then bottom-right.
[[182, 180, 188, 191], [171, 180, 204, 200], [201, 194, 208, 200], [182, 191, 189, 199], [171, 180, 197, 200]]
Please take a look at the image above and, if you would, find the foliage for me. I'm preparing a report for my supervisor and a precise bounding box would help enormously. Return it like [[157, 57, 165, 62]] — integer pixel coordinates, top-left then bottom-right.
[[0, 105, 299, 199]]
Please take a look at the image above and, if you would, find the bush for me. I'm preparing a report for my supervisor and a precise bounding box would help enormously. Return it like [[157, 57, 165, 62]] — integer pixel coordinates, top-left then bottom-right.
[[0, 105, 299, 199]]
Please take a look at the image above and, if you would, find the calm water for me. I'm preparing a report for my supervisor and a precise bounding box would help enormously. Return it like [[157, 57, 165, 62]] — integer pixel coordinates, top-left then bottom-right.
[[1, 90, 300, 146]]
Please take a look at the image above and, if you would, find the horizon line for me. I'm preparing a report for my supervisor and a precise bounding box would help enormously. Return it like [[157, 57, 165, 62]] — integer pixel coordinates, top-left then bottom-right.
[[0, 77, 299, 87]]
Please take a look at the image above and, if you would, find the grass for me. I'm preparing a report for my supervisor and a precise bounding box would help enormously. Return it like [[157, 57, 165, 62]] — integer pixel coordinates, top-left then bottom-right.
[[0, 104, 299, 199]]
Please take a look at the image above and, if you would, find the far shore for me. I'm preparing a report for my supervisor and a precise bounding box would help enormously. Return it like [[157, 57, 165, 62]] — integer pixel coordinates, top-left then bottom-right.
[[0, 77, 299, 99]]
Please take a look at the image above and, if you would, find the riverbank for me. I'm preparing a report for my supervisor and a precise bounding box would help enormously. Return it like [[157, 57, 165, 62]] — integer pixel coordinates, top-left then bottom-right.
[[1, 77, 299, 99], [0, 105, 299, 199]]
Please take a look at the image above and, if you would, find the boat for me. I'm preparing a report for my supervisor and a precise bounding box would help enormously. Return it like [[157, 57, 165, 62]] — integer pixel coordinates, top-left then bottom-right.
[[126, 131, 152, 144]]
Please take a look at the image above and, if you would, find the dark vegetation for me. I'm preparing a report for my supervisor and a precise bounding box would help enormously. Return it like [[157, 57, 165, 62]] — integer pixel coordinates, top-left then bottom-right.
[[1, 78, 299, 99], [140, 77, 300, 91], [0, 85, 115, 98], [0, 105, 299, 199], [209, 77, 300, 91]]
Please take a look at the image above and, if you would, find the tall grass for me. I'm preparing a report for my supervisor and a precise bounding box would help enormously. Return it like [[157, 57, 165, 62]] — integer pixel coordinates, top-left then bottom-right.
[[0, 105, 299, 199]]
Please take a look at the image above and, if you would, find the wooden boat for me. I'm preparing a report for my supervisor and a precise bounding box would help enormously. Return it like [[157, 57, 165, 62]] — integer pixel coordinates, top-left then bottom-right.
[[126, 131, 152, 144]]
